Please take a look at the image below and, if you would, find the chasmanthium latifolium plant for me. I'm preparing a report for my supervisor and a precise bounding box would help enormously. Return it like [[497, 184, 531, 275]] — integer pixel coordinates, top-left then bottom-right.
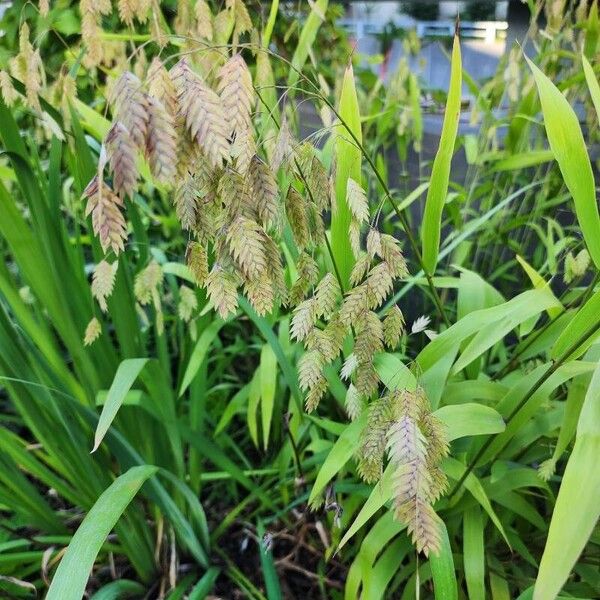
[[1, 2, 449, 556]]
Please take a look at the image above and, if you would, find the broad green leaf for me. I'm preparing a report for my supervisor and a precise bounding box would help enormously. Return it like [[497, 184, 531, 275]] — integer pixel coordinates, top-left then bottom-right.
[[515, 254, 562, 319], [345, 511, 405, 600], [362, 536, 412, 600], [430, 520, 458, 600], [463, 506, 486, 600], [260, 345, 277, 450], [374, 353, 416, 391], [490, 150, 554, 172], [526, 55, 600, 269], [434, 404, 505, 440], [308, 413, 367, 507], [583, 53, 600, 123], [551, 288, 600, 361], [188, 567, 220, 600], [46, 466, 158, 600], [481, 361, 596, 465], [534, 361, 600, 600], [89, 580, 145, 600], [92, 359, 148, 452], [417, 288, 559, 374], [333, 63, 362, 287], [287, 0, 328, 88], [421, 35, 462, 274], [451, 287, 561, 375], [443, 458, 509, 546], [179, 320, 226, 396]]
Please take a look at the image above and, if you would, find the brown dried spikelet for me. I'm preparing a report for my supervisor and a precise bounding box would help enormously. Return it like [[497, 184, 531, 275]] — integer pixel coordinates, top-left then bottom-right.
[[186, 241, 209, 287], [218, 54, 254, 136], [230, 0, 252, 41], [105, 122, 138, 199], [83, 176, 127, 255], [145, 95, 177, 184], [111, 72, 149, 150], [40, 0, 50, 17], [171, 60, 229, 168], [206, 266, 238, 318]]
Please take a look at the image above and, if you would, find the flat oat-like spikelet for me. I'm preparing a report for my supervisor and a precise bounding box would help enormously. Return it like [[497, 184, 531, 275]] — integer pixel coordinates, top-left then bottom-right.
[[291, 298, 316, 343], [178, 285, 198, 322], [84, 176, 127, 255], [365, 262, 394, 309], [350, 253, 371, 287], [206, 266, 239, 318], [244, 270, 274, 316], [111, 72, 149, 150], [145, 96, 177, 184], [195, 0, 214, 39], [0, 70, 19, 106], [105, 122, 138, 199], [174, 176, 199, 230], [387, 416, 442, 556], [339, 285, 368, 325], [354, 311, 384, 363], [346, 178, 370, 225], [262, 234, 287, 306], [148, 58, 178, 118], [226, 216, 267, 278], [383, 305, 405, 349], [314, 273, 341, 319], [218, 54, 254, 136], [91, 260, 117, 312], [250, 156, 280, 232], [84, 317, 102, 346], [379, 234, 408, 279], [358, 397, 392, 483], [171, 60, 229, 168], [186, 241, 209, 287], [230, 124, 255, 175], [286, 187, 310, 250], [290, 252, 319, 306]]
